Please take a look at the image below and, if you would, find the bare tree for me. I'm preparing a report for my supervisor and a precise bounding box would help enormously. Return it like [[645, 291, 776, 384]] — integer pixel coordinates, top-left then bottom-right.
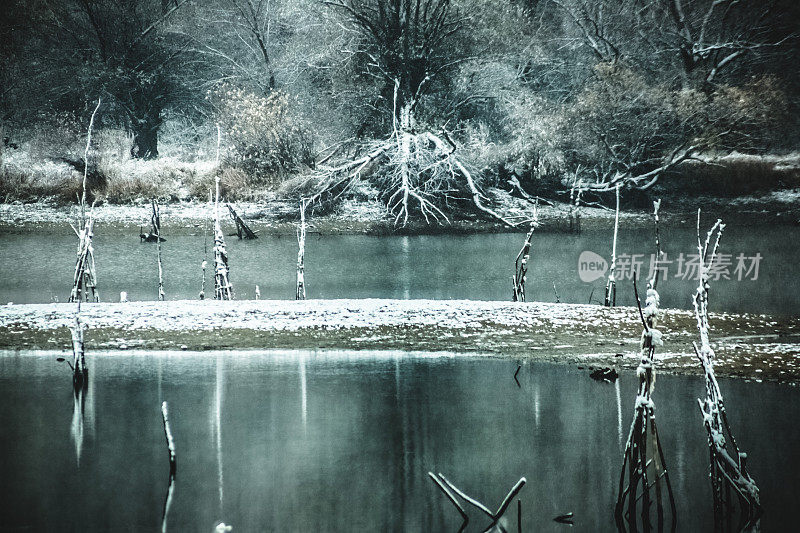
[[294, 1, 525, 225], [197, 0, 290, 93], [665, 0, 794, 86], [545, 0, 796, 193], [34, 0, 194, 159], [325, 0, 464, 128]]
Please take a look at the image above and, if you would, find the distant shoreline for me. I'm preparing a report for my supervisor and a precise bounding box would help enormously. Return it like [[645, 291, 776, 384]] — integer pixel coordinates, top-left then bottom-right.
[[1, 186, 799, 237]]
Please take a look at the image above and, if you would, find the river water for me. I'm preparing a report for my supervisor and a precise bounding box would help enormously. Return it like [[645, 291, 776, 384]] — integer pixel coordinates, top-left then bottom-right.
[[0, 351, 798, 532], [0, 223, 797, 314]]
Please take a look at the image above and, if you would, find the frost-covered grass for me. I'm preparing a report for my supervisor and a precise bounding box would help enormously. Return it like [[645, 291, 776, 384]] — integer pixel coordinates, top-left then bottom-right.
[[2, 299, 799, 383], [0, 148, 217, 204]]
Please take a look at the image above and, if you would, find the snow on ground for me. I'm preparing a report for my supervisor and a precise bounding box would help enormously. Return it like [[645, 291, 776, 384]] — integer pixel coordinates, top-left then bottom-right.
[[1, 298, 627, 332], [2, 299, 799, 382]]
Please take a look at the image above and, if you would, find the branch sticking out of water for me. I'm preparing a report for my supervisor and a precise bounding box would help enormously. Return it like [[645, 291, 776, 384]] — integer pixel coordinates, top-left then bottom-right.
[[615, 202, 676, 532], [692, 213, 761, 528], [604, 184, 620, 307], [429, 472, 526, 532]]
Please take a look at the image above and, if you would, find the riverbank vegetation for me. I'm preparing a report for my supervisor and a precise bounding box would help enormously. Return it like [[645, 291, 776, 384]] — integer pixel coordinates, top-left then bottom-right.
[[1, 0, 799, 220]]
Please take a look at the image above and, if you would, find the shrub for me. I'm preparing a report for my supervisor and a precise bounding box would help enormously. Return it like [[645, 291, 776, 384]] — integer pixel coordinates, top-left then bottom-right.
[[556, 64, 789, 189], [190, 166, 252, 202], [208, 84, 315, 188]]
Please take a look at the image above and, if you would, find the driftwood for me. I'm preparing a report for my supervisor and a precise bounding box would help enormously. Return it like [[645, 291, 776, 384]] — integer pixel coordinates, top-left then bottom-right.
[[226, 204, 258, 239], [429, 472, 526, 532], [553, 512, 574, 525], [615, 200, 677, 532], [692, 212, 761, 530], [604, 184, 620, 307]]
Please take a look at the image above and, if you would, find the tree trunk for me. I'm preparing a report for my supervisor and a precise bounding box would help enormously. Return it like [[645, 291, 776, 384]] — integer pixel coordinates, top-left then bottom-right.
[[131, 114, 160, 160]]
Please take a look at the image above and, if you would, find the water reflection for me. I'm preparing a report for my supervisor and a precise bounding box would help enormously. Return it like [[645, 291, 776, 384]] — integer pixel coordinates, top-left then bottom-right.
[[2, 351, 800, 531], [299, 351, 307, 430], [615, 378, 622, 448], [214, 355, 224, 514], [400, 235, 411, 300], [69, 356, 95, 466], [70, 385, 85, 465]]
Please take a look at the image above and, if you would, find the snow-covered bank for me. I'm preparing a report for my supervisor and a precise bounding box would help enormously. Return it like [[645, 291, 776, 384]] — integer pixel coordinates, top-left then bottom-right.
[[2, 184, 798, 237], [0, 190, 595, 235], [2, 299, 799, 383]]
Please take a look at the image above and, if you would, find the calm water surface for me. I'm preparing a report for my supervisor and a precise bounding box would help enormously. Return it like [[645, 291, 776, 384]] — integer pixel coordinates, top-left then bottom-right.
[[0, 224, 798, 314], [1, 351, 799, 532]]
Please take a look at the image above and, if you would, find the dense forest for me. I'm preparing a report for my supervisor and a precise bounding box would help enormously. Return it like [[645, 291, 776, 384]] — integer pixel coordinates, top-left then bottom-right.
[[1, 0, 799, 218]]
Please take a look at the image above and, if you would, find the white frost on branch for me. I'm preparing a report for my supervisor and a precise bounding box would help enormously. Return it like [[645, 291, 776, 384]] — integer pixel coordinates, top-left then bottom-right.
[[692, 210, 760, 521]]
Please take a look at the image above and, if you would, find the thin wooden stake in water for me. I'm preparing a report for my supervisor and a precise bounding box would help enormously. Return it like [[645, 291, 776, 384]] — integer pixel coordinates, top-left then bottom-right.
[[615, 201, 677, 532], [604, 184, 620, 307], [153, 199, 165, 301], [200, 190, 210, 300], [80, 98, 101, 225], [512, 200, 538, 302], [69, 100, 102, 304], [296, 199, 307, 300]]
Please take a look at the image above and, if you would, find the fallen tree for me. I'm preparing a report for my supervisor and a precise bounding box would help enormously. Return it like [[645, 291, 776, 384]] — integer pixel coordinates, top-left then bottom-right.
[[299, 82, 524, 227]]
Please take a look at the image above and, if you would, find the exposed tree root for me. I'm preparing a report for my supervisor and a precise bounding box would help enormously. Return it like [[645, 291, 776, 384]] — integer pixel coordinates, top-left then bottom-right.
[[302, 101, 524, 227]]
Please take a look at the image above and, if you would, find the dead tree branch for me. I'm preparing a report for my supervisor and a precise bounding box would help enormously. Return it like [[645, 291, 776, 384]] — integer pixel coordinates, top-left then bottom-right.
[[615, 201, 676, 532], [429, 472, 526, 532], [296, 199, 307, 300], [604, 184, 620, 306], [692, 210, 761, 528], [227, 204, 258, 240]]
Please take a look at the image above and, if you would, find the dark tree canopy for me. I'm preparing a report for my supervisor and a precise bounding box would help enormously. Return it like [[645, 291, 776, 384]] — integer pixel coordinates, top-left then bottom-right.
[[326, 0, 466, 131]]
